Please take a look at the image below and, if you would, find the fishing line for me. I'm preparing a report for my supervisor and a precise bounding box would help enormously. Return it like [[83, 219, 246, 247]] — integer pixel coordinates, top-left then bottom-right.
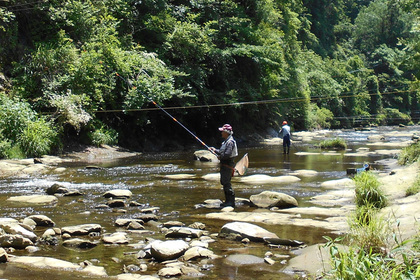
[[115, 73, 217, 155]]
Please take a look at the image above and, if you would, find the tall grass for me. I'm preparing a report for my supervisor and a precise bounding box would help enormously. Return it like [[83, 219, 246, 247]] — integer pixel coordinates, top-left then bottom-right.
[[324, 234, 420, 280]]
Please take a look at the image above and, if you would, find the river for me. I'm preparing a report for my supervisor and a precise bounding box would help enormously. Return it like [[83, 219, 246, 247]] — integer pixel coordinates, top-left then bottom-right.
[[0, 126, 417, 280]]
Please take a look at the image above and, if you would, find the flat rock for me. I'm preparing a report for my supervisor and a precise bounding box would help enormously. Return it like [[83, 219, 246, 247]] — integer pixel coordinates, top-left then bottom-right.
[[8, 256, 107, 276], [239, 174, 301, 184], [224, 254, 265, 266], [164, 174, 196, 179], [320, 178, 355, 189], [103, 189, 132, 198], [61, 224, 102, 236], [7, 195, 58, 204], [289, 169, 318, 177]]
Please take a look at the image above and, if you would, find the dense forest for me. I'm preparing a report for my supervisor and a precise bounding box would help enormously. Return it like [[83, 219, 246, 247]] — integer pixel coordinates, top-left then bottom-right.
[[0, 0, 419, 156]]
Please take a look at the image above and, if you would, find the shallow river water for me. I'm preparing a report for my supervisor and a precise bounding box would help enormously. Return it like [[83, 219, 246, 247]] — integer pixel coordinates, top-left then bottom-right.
[[0, 126, 417, 280]]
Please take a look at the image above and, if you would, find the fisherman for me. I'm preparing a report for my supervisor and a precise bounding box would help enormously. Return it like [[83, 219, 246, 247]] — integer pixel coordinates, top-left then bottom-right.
[[210, 124, 238, 208], [279, 120, 291, 154]]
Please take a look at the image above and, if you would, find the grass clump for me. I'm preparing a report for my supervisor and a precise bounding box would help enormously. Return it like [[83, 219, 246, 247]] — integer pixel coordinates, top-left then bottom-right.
[[319, 138, 347, 150], [406, 175, 420, 196], [354, 171, 387, 210], [398, 141, 420, 165]]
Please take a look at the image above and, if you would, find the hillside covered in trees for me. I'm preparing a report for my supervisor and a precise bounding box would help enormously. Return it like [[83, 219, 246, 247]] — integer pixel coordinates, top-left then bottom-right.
[[0, 0, 419, 156]]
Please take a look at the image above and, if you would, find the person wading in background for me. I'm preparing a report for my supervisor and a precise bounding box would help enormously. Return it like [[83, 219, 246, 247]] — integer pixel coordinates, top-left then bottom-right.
[[210, 124, 238, 208], [279, 121, 291, 154]]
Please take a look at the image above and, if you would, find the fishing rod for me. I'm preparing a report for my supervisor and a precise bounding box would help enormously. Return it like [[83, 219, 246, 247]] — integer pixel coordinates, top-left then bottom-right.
[[115, 73, 217, 155]]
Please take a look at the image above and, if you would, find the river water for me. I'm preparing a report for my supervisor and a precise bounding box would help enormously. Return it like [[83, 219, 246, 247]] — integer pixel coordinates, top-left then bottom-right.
[[0, 126, 416, 280]]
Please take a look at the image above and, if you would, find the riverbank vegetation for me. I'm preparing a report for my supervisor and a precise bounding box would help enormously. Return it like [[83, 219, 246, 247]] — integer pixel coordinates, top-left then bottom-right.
[[324, 150, 420, 279], [0, 0, 419, 156], [398, 141, 420, 165]]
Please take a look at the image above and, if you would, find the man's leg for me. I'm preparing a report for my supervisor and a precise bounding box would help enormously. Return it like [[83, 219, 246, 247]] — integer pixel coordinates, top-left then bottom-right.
[[220, 165, 235, 207]]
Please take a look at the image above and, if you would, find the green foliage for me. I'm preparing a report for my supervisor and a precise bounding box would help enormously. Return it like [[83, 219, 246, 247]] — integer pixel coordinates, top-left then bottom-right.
[[0, 94, 36, 142], [353, 171, 387, 209], [49, 92, 92, 131], [319, 138, 347, 150], [19, 119, 59, 158], [324, 235, 420, 280], [1, 0, 419, 150], [0, 94, 60, 158], [88, 126, 118, 147], [398, 141, 420, 165], [307, 103, 334, 130]]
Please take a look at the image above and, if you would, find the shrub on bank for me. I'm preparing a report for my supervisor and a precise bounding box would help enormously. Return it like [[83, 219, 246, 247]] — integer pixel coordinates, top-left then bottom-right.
[[398, 141, 420, 165], [0, 94, 60, 158]]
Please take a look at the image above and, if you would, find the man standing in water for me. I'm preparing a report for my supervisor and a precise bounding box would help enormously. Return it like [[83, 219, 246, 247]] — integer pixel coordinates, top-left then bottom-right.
[[210, 124, 238, 208], [279, 120, 291, 154]]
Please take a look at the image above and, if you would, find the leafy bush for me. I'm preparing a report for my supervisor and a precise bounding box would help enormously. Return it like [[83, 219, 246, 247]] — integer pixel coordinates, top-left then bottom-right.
[[353, 171, 387, 209], [0, 138, 11, 158], [0, 94, 60, 158], [19, 119, 59, 157], [0, 94, 36, 141], [88, 126, 118, 147], [398, 141, 420, 165], [307, 103, 334, 130], [319, 138, 347, 150], [381, 108, 411, 125]]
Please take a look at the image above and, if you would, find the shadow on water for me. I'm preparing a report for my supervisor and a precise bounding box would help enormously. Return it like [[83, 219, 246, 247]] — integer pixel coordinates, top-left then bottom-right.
[[0, 126, 415, 279]]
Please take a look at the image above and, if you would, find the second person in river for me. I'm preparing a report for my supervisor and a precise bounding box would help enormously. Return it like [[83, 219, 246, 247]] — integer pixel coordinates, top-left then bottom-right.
[[210, 124, 238, 208], [279, 120, 291, 154]]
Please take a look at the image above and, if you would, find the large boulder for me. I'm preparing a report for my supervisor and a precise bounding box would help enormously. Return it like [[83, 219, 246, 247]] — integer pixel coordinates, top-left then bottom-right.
[[250, 191, 298, 208], [150, 240, 189, 261], [219, 222, 279, 242]]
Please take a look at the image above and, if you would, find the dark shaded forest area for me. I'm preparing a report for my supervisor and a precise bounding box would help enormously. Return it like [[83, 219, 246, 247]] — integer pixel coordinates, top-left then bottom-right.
[[0, 0, 419, 156]]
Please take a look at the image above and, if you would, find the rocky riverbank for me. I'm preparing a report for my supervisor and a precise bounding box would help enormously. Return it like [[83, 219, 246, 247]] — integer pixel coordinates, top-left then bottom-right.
[[0, 127, 419, 279]]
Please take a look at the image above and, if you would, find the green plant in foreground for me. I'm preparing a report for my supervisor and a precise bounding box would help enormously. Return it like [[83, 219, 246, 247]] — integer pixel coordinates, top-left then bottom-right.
[[319, 138, 347, 150], [353, 171, 387, 209]]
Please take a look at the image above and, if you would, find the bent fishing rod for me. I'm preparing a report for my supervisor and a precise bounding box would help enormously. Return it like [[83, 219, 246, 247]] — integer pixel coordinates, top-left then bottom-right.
[[116, 73, 217, 155]]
